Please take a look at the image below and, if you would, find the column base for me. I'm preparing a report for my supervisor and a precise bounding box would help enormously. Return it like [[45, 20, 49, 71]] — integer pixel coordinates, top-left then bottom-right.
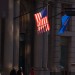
[[33, 67, 50, 75]]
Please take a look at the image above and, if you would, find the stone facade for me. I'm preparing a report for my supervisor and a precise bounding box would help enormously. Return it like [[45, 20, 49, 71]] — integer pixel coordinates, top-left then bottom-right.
[[0, 0, 75, 75]]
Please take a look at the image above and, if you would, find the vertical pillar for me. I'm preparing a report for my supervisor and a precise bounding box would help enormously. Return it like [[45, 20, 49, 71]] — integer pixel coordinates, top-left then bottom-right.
[[13, 0, 20, 70], [3, 0, 14, 75], [54, 2, 61, 73], [34, 33, 44, 75], [70, 3, 75, 72], [34, 1, 50, 75], [69, 4, 75, 74], [34, 2, 44, 75], [43, 33, 48, 68], [42, 33, 50, 75]]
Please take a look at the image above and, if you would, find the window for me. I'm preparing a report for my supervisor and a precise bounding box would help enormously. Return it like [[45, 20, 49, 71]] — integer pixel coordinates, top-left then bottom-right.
[[60, 36, 71, 75], [61, 3, 72, 31]]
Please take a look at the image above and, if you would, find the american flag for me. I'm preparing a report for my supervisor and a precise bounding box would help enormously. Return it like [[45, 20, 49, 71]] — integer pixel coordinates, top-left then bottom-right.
[[34, 8, 50, 33]]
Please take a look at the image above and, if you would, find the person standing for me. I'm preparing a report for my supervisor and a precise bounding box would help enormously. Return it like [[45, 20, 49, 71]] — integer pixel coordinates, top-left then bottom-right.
[[17, 67, 23, 75], [10, 68, 17, 75]]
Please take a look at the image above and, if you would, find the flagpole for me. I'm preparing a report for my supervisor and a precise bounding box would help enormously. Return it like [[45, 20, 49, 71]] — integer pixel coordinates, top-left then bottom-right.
[[42, 1, 50, 75]]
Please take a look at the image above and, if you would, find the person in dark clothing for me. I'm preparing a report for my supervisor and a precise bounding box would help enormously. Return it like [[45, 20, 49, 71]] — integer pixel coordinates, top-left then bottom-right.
[[10, 68, 17, 75], [17, 69, 21, 75], [17, 67, 23, 75]]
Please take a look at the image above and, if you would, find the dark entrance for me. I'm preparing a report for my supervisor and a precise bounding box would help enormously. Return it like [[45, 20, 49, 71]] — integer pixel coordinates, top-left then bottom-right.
[[19, 0, 35, 75]]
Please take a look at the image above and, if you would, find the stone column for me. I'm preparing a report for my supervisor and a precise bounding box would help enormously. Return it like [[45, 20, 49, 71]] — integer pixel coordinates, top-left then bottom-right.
[[42, 33, 48, 68], [34, 33, 44, 75], [42, 33, 50, 75], [34, 33, 50, 75], [69, 4, 75, 74], [34, 1, 44, 75], [34, 1, 50, 75], [3, 0, 14, 75], [13, 0, 20, 71], [54, 3, 61, 73], [68, 4, 75, 75]]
